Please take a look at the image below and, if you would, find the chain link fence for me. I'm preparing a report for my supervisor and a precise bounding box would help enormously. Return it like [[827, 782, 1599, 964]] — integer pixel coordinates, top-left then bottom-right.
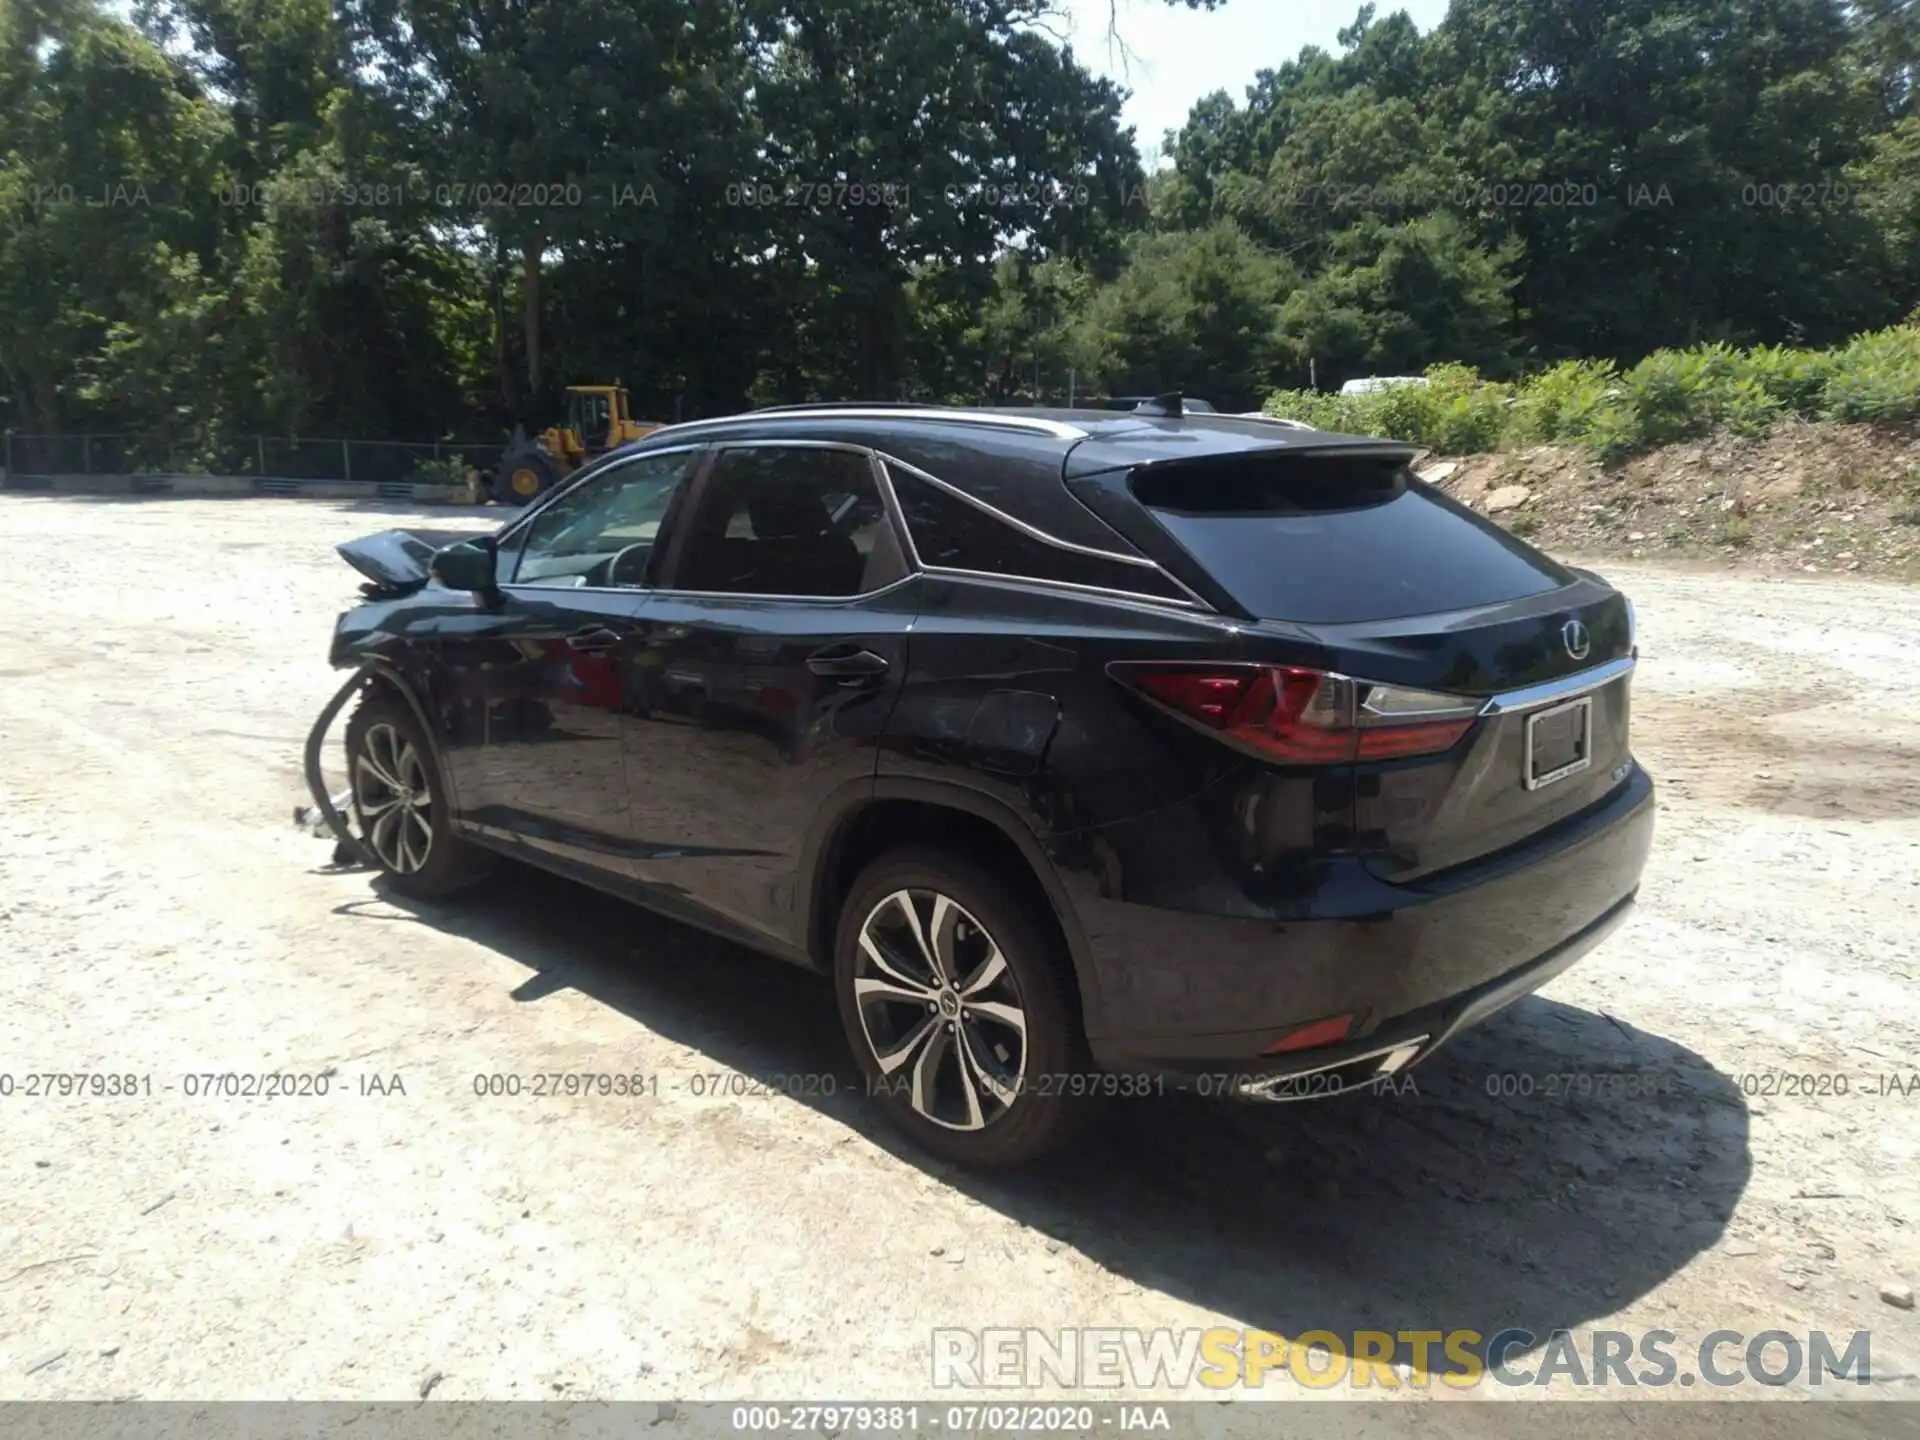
[[0, 433, 508, 488]]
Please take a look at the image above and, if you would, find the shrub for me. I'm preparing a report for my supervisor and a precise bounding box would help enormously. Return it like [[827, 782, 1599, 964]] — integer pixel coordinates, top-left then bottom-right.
[[411, 455, 476, 489], [1429, 385, 1511, 454], [1510, 360, 1616, 443], [1820, 327, 1920, 424], [1745, 344, 1834, 415], [1717, 513, 1754, 547], [1261, 318, 1920, 460]]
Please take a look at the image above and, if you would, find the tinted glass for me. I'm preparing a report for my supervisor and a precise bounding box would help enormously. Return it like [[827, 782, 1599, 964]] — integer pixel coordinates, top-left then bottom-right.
[[674, 446, 902, 597], [511, 449, 693, 587], [886, 464, 1187, 601], [1132, 454, 1570, 622]]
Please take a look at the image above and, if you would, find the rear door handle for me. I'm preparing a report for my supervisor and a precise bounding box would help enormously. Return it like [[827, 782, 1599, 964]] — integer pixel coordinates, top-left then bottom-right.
[[566, 625, 623, 654], [807, 647, 890, 680]]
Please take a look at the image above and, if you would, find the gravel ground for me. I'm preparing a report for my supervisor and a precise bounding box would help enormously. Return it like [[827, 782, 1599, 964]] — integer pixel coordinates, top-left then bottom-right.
[[0, 495, 1916, 1406]]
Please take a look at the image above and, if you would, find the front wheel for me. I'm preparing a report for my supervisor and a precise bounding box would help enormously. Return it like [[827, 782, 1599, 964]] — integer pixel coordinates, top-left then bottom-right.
[[344, 695, 491, 898], [833, 848, 1090, 1168], [492, 447, 560, 506]]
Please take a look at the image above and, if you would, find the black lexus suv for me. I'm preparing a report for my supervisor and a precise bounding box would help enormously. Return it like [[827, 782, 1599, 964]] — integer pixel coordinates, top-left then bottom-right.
[[322, 401, 1655, 1167]]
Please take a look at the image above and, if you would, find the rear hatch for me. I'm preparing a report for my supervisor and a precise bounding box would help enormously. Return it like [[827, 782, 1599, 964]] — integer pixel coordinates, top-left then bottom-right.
[[1068, 442, 1636, 882]]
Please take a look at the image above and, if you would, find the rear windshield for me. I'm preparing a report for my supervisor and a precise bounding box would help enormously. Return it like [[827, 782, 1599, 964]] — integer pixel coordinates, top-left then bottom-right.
[[1130, 452, 1571, 623]]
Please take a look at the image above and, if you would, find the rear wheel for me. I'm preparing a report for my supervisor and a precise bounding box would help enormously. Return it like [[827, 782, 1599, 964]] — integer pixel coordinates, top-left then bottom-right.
[[344, 695, 491, 898], [834, 848, 1090, 1168]]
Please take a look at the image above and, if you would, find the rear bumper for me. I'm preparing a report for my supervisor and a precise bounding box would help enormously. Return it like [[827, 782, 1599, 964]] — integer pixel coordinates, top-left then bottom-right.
[[1177, 891, 1635, 1100], [1079, 763, 1655, 1081]]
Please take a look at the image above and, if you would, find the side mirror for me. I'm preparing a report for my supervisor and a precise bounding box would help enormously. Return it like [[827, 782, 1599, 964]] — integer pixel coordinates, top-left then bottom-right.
[[430, 535, 501, 600]]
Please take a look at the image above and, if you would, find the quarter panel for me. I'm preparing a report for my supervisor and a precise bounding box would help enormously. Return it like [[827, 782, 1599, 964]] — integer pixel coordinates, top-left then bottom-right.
[[880, 575, 1308, 835]]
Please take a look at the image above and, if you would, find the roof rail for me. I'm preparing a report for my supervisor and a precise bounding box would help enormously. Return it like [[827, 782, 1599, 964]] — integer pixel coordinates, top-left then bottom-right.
[[746, 400, 923, 412], [659, 405, 1088, 440], [1233, 412, 1316, 430]]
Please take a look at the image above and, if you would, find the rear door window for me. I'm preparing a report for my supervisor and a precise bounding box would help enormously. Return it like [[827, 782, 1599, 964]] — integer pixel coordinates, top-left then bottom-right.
[[670, 446, 906, 597], [1129, 452, 1571, 622]]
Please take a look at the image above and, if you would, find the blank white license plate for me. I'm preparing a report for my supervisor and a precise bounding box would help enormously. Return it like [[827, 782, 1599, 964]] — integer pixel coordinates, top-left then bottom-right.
[[1524, 696, 1593, 790]]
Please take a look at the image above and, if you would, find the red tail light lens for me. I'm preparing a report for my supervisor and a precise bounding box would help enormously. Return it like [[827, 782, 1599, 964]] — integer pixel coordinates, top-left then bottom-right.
[[1263, 1012, 1355, 1054], [1112, 663, 1478, 764]]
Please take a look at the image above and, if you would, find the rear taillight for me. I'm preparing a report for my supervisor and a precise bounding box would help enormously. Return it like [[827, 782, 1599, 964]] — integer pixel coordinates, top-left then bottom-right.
[[1111, 663, 1480, 764]]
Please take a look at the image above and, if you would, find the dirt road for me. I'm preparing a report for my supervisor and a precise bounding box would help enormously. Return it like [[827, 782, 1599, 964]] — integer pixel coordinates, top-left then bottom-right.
[[1, 495, 1916, 1404]]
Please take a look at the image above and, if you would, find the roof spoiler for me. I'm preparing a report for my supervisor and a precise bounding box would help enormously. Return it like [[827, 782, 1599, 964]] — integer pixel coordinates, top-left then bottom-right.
[[1132, 438, 1421, 467], [1133, 392, 1186, 418]]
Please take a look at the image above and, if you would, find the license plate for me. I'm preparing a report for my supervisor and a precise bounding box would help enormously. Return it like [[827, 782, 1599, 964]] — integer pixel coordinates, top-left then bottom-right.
[[1524, 696, 1593, 791]]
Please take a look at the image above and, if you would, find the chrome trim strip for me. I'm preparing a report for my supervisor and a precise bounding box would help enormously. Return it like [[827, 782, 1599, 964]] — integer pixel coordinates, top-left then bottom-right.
[[646, 573, 919, 606], [1234, 413, 1315, 430], [648, 407, 1089, 441], [1375, 1043, 1424, 1076], [1238, 1034, 1433, 1101], [876, 452, 1160, 567], [922, 566, 1208, 613], [710, 438, 884, 452], [1479, 655, 1636, 716], [502, 574, 920, 606]]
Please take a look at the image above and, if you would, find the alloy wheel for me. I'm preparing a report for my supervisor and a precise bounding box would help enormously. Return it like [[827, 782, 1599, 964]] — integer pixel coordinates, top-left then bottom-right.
[[852, 888, 1029, 1131], [353, 723, 434, 874]]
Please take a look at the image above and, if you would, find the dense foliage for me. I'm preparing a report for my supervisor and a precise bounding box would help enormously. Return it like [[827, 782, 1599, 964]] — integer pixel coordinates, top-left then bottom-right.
[[1, 0, 1915, 458], [1263, 316, 1920, 459]]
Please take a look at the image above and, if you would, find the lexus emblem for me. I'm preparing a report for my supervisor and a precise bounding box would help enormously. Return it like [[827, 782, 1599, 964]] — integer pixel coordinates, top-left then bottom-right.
[[1562, 619, 1592, 661]]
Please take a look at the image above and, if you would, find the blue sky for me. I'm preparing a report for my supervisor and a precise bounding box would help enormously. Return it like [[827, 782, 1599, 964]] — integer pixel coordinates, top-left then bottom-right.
[[1052, 0, 1451, 161]]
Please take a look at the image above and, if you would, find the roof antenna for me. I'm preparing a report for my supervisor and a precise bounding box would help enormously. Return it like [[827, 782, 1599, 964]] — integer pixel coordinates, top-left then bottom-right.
[[1134, 391, 1184, 418]]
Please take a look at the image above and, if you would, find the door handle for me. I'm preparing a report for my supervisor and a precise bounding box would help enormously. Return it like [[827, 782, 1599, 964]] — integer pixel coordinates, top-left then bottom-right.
[[566, 625, 623, 654], [807, 647, 890, 680]]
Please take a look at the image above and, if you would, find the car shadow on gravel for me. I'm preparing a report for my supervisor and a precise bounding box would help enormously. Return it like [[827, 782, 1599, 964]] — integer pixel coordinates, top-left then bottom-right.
[[361, 859, 1752, 1370]]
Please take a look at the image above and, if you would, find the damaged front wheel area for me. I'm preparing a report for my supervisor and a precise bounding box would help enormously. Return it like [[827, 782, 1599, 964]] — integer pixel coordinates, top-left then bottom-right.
[[353, 721, 434, 873], [339, 692, 492, 899]]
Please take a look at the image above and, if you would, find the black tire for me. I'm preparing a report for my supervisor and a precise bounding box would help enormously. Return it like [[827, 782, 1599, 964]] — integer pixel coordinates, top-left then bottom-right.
[[344, 694, 491, 899], [833, 847, 1091, 1168], [492, 447, 560, 507]]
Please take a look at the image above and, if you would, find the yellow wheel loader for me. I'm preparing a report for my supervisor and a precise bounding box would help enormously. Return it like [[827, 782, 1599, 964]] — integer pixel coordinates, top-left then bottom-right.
[[489, 385, 666, 505]]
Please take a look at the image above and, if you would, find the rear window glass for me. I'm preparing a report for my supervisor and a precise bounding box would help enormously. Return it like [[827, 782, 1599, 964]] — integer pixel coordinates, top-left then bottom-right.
[[1131, 453, 1570, 623]]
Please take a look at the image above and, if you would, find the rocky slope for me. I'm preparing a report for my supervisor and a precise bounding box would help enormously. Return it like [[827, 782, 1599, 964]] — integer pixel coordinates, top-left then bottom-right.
[[1419, 421, 1920, 579]]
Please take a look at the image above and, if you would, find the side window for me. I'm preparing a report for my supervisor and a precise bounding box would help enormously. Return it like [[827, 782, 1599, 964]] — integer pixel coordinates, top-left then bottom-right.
[[510, 450, 694, 588], [884, 463, 1187, 601], [672, 447, 906, 597]]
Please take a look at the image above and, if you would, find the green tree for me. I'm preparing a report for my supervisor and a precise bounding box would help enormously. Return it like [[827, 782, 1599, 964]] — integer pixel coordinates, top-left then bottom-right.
[[0, 0, 231, 437], [346, 0, 755, 419], [746, 0, 1145, 397], [1429, 0, 1893, 356], [1277, 212, 1520, 384], [1072, 222, 1298, 407]]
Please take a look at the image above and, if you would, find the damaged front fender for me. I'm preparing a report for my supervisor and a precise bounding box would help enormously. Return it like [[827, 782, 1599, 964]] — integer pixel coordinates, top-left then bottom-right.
[[337, 526, 487, 596], [327, 525, 501, 669]]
